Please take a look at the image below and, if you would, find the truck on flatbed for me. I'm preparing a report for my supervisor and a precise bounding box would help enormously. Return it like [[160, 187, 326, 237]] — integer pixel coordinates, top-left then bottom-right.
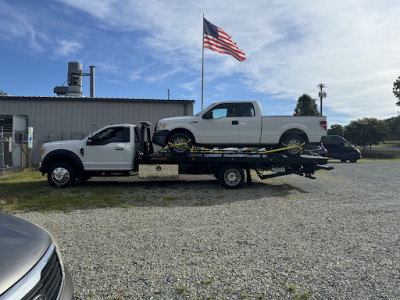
[[39, 123, 332, 189], [153, 101, 328, 156]]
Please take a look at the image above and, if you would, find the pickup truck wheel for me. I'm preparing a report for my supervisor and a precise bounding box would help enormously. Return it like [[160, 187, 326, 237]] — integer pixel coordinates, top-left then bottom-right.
[[168, 132, 192, 156], [48, 162, 76, 188], [281, 134, 304, 157], [218, 165, 244, 189], [341, 159, 347, 163]]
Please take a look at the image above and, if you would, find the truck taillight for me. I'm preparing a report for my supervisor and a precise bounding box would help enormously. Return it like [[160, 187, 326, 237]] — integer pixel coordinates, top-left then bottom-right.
[[320, 120, 327, 131]]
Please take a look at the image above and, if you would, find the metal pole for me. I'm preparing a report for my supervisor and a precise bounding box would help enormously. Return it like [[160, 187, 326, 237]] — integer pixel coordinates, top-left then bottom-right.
[[318, 83, 326, 116], [89, 66, 95, 97], [201, 14, 205, 110]]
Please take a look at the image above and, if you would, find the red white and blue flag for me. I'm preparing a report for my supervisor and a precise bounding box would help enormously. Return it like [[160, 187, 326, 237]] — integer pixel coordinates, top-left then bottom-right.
[[203, 18, 246, 62]]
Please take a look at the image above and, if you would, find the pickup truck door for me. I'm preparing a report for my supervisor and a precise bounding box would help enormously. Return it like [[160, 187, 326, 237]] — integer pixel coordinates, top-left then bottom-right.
[[238, 103, 262, 144], [82, 126, 132, 170], [197, 103, 240, 144]]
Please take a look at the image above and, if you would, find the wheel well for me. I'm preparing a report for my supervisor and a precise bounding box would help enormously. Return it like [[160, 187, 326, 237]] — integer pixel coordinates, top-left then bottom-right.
[[42, 150, 84, 175], [280, 129, 308, 143], [167, 129, 196, 144]]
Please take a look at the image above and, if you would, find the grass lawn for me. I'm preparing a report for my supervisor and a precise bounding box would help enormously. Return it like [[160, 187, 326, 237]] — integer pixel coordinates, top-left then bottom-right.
[[373, 141, 400, 148], [360, 150, 400, 160], [0, 169, 149, 213]]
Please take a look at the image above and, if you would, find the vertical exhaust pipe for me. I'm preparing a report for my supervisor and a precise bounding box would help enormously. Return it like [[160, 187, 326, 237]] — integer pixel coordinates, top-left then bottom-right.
[[89, 66, 95, 97]]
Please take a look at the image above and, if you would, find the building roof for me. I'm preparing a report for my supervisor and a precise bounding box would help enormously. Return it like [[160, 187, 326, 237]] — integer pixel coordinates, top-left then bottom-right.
[[0, 95, 195, 104]]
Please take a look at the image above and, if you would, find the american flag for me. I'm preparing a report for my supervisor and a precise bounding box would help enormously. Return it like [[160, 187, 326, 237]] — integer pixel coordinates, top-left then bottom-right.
[[203, 18, 246, 62]]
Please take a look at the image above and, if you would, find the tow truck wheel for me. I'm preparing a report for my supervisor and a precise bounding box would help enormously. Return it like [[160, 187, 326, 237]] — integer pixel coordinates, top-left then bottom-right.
[[218, 165, 244, 189], [281, 134, 304, 157], [168, 132, 192, 156], [48, 162, 76, 188]]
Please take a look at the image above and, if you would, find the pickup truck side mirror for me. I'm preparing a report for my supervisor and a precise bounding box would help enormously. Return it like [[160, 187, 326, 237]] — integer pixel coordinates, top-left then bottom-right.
[[86, 137, 93, 145], [203, 111, 212, 119]]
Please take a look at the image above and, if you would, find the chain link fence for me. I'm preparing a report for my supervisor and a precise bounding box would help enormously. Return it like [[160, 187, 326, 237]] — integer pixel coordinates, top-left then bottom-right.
[[0, 126, 29, 176]]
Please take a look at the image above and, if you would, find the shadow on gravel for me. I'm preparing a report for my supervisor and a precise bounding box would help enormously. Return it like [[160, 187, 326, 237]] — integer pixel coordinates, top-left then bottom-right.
[[70, 175, 310, 207], [0, 175, 311, 212]]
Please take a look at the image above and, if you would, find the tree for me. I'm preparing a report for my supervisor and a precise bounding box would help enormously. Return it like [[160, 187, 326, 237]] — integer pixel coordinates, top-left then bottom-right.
[[327, 124, 343, 136], [344, 118, 386, 150], [294, 94, 319, 116], [382, 116, 400, 140], [0, 89, 7, 96], [393, 76, 400, 106]]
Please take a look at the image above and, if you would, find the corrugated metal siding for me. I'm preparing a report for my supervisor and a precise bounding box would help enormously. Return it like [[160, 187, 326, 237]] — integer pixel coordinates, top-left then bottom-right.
[[0, 96, 194, 164]]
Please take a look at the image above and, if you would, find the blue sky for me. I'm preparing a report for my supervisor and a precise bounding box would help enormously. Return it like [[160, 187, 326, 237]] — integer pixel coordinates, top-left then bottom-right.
[[1, 0, 400, 126]]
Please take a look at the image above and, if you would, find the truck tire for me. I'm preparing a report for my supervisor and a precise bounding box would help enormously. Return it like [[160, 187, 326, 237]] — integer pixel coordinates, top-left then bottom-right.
[[349, 155, 358, 163], [281, 134, 304, 157], [48, 162, 76, 188], [218, 165, 244, 189], [168, 132, 192, 156]]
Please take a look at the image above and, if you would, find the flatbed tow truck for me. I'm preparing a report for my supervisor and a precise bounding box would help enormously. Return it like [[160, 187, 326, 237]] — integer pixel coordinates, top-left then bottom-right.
[[136, 123, 332, 189], [40, 122, 333, 189]]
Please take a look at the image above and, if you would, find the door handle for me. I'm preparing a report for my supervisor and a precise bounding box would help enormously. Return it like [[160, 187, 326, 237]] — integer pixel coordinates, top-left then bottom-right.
[[232, 120, 239, 125], [115, 147, 124, 150]]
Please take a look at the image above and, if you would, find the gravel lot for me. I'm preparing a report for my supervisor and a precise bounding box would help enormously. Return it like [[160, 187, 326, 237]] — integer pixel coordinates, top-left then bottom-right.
[[17, 161, 400, 299]]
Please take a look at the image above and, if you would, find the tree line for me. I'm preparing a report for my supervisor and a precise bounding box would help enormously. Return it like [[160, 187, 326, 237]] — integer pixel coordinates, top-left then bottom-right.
[[294, 92, 400, 150]]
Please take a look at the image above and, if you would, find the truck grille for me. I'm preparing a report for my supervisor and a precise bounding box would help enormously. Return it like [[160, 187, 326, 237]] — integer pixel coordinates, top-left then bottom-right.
[[21, 248, 63, 300]]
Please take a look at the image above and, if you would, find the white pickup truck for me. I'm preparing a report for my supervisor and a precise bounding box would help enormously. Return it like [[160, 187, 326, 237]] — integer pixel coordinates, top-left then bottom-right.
[[153, 101, 328, 156]]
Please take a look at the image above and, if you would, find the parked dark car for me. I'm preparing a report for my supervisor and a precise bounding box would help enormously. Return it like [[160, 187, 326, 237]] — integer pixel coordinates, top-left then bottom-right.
[[0, 212, 73, 300], [321, 135, 361, 163], [304, 144, 328, 157]]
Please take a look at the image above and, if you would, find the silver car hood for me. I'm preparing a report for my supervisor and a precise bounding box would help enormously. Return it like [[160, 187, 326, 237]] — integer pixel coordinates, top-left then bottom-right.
[[0, 212, 51, 295]]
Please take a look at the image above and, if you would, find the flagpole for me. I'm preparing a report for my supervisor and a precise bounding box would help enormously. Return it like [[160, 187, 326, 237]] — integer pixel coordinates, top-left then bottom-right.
[[201, 14, 205, 110]]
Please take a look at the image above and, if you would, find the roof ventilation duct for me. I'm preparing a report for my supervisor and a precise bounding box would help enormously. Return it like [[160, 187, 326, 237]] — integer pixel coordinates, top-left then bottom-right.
[[54, 62, 95, 97]]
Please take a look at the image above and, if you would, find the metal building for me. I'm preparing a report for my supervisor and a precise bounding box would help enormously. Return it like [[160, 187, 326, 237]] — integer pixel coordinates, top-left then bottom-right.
[[0, 95, 194, 166]]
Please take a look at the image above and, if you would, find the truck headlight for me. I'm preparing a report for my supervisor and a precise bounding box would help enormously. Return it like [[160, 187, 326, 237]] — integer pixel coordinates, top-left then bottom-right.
[[156, 122, 166, 132]]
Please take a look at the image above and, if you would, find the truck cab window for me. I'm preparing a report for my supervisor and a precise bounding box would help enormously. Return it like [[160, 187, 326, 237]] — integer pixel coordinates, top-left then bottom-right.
[[92, 127, 129, 145], [242, 103, 255, 117], [208, 103, 241, 119]]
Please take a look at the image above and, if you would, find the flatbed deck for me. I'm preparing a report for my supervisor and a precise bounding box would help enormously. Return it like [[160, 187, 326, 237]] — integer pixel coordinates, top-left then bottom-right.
[[135, 123, 333, 188]]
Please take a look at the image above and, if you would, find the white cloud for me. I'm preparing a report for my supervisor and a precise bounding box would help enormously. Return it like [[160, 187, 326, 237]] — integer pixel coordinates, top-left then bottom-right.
[[4, 0, 400, 123], [0, 1, 44, 52], [54, 40, 82, 57]]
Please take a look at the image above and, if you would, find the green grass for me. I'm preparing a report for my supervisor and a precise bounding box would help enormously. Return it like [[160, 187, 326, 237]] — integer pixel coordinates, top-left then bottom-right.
[[373, 141, 400, 148], [176, 286, 188, 296], [0, 169, 148, 213], [357, 140, 400, 160], [360, 150, 400, 160]]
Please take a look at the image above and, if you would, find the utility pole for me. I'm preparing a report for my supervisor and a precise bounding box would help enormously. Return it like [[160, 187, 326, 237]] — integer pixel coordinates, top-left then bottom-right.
[[318, 83, 327, 116]]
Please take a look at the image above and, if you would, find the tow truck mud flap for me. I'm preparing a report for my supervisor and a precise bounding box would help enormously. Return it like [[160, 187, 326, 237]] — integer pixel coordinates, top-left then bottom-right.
[[139, 164, 179, 179]]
